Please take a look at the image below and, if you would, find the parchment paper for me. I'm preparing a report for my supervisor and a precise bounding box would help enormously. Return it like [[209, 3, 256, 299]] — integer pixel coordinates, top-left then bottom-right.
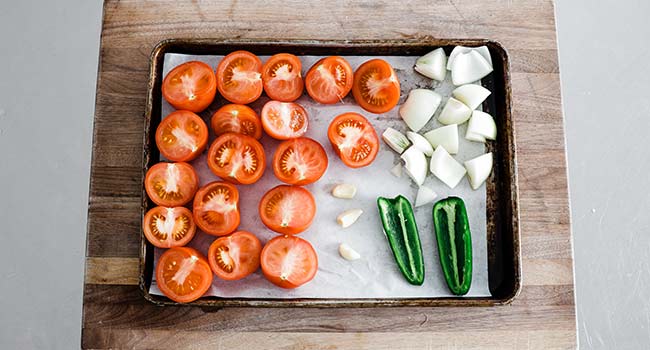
[[149, 53, 491, 298]]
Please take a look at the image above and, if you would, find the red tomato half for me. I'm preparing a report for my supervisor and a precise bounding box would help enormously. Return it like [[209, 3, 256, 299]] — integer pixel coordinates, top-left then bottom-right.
[[261, 101, 308, 140], [262, 53, 304, 102], [305, 56, 354, 104], [327, 113, 379, 168], [143, 206, 196, 248], [207, 133, 266, 185], [162, 61, 217, 112], [156, 247, 213, 303], [156, 110, 209, 162], [208, 231, 262, 281], [216, 51, 263, 105], [261, 235, 318, 289], [193, 181, 240, 236], [352, 59, 401, 114], [211, 104, 262, 139], [258, 185, 316, 235], [144, 162, 199, 207], [273, 137, 328, 185]]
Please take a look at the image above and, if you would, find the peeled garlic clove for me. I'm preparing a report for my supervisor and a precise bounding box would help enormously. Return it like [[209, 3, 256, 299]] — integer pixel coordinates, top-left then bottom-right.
[[429, 146, 467, 189], [339, 243, 361, 261], [415, 48, 447, 81], [332, 183, 357, 199], [399, 89, 442, 132], [337, 208, 364, 228], [465, 152, 493, 190], [423, 124, 459, 154], [401, 146, 428, 186], [452, 84, 491, 110], [382, 127, 410, 154], [467, 110, 497, 140], [415, 186, 437, 207], [438, 97, 472, 125], [406, 131, 434, 157], [451, 50, 494, 86], [390, 163, 403, 178]]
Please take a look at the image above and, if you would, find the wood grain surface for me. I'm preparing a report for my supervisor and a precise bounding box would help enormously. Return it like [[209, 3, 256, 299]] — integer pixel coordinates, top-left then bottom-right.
[[83, 0, 576, 348]]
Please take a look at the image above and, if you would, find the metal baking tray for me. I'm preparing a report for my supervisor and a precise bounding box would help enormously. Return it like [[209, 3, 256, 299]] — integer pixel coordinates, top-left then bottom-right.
[[140, 39, 520, 307]]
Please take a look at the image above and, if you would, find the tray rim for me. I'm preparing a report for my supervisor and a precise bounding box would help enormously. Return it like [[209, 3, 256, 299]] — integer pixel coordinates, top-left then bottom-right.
[[140, 38, 521, 307]]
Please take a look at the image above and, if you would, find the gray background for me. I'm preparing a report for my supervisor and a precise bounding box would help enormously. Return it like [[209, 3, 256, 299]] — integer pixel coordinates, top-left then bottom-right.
[[0, 0, 648, 348]]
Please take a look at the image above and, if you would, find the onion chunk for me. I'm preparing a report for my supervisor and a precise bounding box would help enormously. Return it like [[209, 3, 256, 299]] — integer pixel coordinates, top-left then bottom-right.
[[438, 97, 472, 125], [452, 84, 491, 110], [465, 153, 493, 190], [415, 48, 447, 81], [429, 146, 466, 189], [401, 146, 428, 186], [399, 89, 442, 132], [423, 124, 459, 154]]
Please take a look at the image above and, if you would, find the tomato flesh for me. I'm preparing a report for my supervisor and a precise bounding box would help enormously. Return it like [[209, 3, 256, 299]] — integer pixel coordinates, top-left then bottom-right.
[[156, 247, 213, 303], [327, 113, 380, 168], [273, 137, 328, 185], [305, 56, 353, 104], [216, 51, 263, 105], [162, 61, 217, 112], [211, 104, 262, 139], [208, 231, 262, 281], [259, 185, 316, 235], [156, 110, 209, 162], [143, 206, 196, 248], [207, 133, 266, 185], [261, 101, 309, 140], [193, 181, 240, 236], [261, 235, 318, 289], [352, 59, 401, 114], [145, 162, 199, 207], [262, 53, 303, 102]]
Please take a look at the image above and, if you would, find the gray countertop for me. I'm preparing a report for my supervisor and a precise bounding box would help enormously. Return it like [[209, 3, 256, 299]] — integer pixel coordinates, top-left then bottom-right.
[[1, 0, 648, 348]]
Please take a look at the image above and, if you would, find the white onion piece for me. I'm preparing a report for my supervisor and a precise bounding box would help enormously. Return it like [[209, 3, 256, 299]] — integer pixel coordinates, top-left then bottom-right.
[[429, 146, 466, 189], [415, 48, 447, 81], [401, 146, 428, 186], [465, 131, 487, 143], [474, 46, 493, 67], [339, 243, 361, 261], [451, 50, 493, 86], [406, 131, 434, 157], [447, 46, 492, 70], [452, 84, 491, 110], [423, 124, 459, 154], [337, 208, 363, 228], [382, 127, 410, 154], [438, 97, 472, 125], [399, 89, 442, 132], [390, 163, 403, 178], [446, 46, 470, 70], [465, 153, 493, 190], [415, 186, 437, 207], [467, 110, 497, 140]]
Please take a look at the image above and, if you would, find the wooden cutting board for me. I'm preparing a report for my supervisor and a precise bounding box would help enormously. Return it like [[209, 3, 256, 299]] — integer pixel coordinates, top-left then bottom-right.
[[83, 0, 576, 348]]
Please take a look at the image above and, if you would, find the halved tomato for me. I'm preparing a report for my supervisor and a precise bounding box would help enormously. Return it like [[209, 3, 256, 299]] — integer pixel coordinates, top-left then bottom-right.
[[261, 235, 318, 289], [193, 181, 240, 236], [156, 247, 213, 303], [273, 137, 328, 185], [305, 56, 353, 104], [216, 51, 263, 105], [327, 113, 379, 168], [258, 185, 316, 235], [262, 53, 303, 102], [162, 61, 217, 112], [352, 59, 401, 114], [211, 104, 262, 139], [143, 206, 196, 248], [156, 110, 209, 162], [261, 101, 308, 140], [207, 133, 266, 185], [208, 231, 261, 281], [145, 162, 199, 207]]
